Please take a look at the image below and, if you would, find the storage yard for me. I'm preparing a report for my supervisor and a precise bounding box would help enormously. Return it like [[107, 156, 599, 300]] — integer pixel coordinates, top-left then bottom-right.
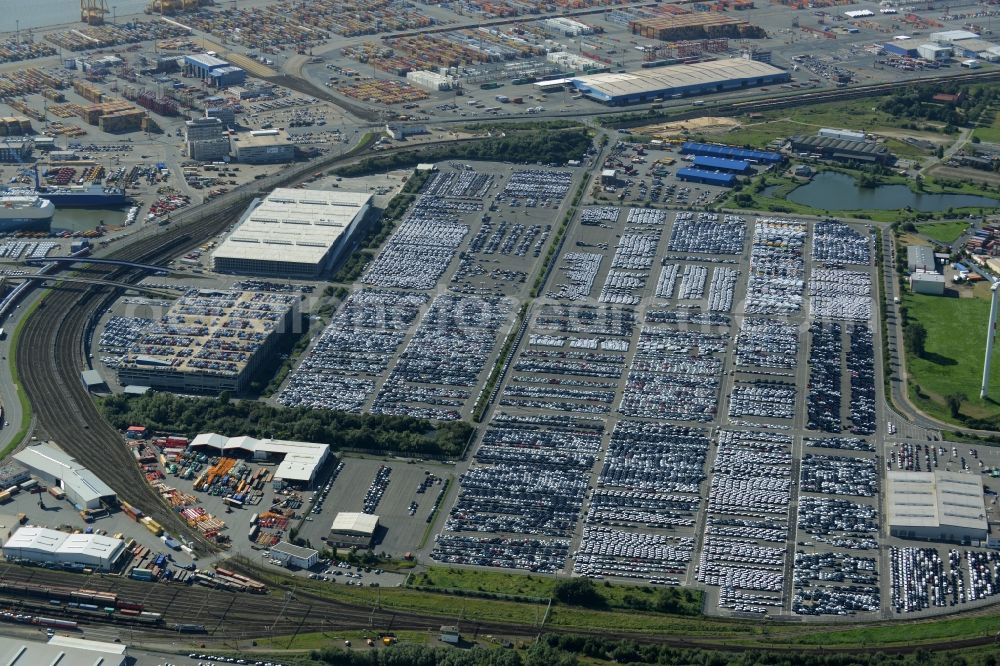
[[0, 0, 999, 647]]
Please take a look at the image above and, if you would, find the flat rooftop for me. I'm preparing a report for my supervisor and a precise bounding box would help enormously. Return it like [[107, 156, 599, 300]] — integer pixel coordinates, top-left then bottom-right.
[[119, 289, 298, 379], [331, 511, 379, 536], [572, 59, 787, 98], [0, 636, 126, 666], [212, 188, 372, 266], [887, 470, 987, 533]]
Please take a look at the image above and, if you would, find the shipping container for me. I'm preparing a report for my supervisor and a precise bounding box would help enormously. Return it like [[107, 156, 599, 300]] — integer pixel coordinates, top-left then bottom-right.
[[47, 486, 65, 500]]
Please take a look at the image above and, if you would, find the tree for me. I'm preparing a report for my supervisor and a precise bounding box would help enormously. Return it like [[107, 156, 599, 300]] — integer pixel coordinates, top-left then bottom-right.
[[936, 145, 945, 159], [945, 393, 967, 419], [552, 578, 606, 608], [905, 322, 928, 357]]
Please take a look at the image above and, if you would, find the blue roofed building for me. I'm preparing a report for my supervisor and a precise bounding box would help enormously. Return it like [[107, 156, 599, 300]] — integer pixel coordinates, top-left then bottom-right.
[[681, 141, 782, 164], [184, 54, 246, 88], [676, 167, 736, 186], [691, 155, 752, 174]]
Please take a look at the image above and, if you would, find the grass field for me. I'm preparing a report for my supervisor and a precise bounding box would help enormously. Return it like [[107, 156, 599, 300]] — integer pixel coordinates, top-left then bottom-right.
[[972, 110, 1000, 144], [0, 294, 42, 460], [904, 290, 1000, 425], [689, 97, 938, 158], [917, 221, 970, 244], [407, 566, 702, 615]]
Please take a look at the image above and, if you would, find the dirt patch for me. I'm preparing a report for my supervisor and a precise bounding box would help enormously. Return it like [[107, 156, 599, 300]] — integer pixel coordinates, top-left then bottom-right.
[[635, 116, 741, 138]]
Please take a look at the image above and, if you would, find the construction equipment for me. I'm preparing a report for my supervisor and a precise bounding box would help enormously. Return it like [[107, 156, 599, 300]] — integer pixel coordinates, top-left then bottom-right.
[[81, 0, 109, 25]]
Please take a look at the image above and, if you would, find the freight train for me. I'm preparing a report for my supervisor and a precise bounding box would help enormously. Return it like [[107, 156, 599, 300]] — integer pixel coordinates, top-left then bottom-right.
[[0, 581, 162, 626]]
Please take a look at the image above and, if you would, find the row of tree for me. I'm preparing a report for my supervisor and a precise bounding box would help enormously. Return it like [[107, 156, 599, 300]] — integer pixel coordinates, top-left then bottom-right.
[[99, 392, 472, 457]]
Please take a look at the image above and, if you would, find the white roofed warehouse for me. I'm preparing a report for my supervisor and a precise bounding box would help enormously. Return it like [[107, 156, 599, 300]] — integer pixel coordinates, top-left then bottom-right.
[[190, 433, 330, 487], [13, 442, 116, 510], [212, 188, 372, 278], [329, 512, 379, 548], [2, 526, 126, 571], [887, 470, 988, 544], [570, 58, 790, 105]]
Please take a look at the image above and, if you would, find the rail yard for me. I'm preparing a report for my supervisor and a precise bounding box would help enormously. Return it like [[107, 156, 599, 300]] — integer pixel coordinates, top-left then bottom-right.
[[0, 0, 1000, 662]]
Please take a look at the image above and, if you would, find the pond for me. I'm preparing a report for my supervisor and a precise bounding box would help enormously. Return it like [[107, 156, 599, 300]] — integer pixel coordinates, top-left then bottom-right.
[[782, 171, 1000, 212]]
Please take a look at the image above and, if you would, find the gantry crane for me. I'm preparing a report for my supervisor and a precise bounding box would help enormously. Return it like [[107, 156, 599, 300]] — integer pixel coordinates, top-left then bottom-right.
[[81, 0, 109, 25]]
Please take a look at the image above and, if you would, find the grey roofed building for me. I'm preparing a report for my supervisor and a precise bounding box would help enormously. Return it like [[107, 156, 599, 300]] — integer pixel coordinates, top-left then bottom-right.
[[0, 635, 126, 666], [788, 134, 894, 164], [13, 441, 116, 509], [907, 245, 936, 272], [887, 470, 988, 543]]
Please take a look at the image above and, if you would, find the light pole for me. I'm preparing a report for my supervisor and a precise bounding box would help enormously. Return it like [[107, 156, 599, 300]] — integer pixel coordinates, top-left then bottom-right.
[[113, 6, 117, 24], [982, 280, 1000, 399]]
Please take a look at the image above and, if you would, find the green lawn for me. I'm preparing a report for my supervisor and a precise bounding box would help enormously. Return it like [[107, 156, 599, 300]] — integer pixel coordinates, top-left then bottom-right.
[[918, 221, 970, 244], [972, 110, 1000, 143], [904, 290, 1000, 425], [407, 566, 702, 615]]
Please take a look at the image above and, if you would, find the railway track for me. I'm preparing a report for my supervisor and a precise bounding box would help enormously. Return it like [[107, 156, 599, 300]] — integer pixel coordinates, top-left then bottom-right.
[[1, 563, 999, 655]]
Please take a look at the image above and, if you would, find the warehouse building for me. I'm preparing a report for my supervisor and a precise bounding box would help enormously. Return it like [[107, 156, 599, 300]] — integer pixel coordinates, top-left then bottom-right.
[[787, 134, 894, 165], [118, 289, 298, 394], [570, 58, 789, 106], [0, 636, 127, 666], [681, 141, 782, 164], [329, 512, 379, 548], [882, 38, 922, 58], [819, 127, 866, 142], [887, 470, 988, 544], [691, 155, 752, 174], [2, 526, 126, 571], [910, 270, 945, 295], [212, 188, 371, 278], [184, 54, 246, 87], [0, 460, 30, 489], [930, 29, 980, 44], [405, 70, 456, 91], [231, 129, 295, 164], [907, 244, 936, 272], [677, 167, 736, 186], [0, 138, 33, 163], [270, 541, 319, 569], [190, 433, 330, 487], [918, 43, 953, 61], [13, 442, 116, 510], [952, 38, 1000, 60]]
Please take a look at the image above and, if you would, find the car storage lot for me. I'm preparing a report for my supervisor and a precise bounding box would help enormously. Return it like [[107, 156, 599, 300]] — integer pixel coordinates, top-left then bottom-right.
[[415, 178, 996, 620]]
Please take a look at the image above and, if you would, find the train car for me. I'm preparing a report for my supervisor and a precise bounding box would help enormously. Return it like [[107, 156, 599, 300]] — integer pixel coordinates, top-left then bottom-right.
[[119, 608, 141, 617], [173, 623, 206, 633], [139, 611, 163, 621], [32, 617, 78, 629], [116, 600, 143, 612]]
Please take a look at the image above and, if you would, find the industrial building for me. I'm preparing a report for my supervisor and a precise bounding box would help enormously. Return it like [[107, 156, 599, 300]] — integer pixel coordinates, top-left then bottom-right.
[[952, 39, 1000, 60], [211, 188, 371, 278], [329, 512, 379, 548], [887, 470, 988, 544], [117, 289, 299, 393], [918, 43, 953, 61], [681, 141, 782, 164], [185, 116, 230, 162], [385, 124, 428, 140], [206, 106, 237, 128], [13, 442, 116, 510], [0, 138, 33, 163], [405, 70, 456, 91], [818, 128, 866, 142], [231, 129, 295, 164], [0, 460, 30, 489], [190, 433, 330, 487], [910, 270, 945, 295], [2, 526, 126, 571], [270, 541, 320, 569], [930, 29, 980, 44], [570, 58, 789, 106], [183, 54, 246, 88], [691, 155, 752, 174], [907, 244, 937, 272], [882, 38, 922, 58], [787, 134, 894, 165], [0, 636, 127, 666], [677, 167, 736, 186]]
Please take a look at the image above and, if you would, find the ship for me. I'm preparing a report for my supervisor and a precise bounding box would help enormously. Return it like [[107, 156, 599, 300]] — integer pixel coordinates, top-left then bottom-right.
[[34, 184, 132, 208], [0, 194, 55, 232], [5, 166, 133, 209]]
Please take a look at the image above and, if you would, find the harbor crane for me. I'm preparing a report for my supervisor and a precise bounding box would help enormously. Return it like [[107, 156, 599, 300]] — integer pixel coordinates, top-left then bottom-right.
[[81, 0, 110, 25]]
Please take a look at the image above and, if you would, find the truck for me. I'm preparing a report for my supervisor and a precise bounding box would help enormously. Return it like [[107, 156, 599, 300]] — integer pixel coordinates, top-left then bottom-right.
[[479, 82, 501, 90], [495, 95, 509, 103]]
